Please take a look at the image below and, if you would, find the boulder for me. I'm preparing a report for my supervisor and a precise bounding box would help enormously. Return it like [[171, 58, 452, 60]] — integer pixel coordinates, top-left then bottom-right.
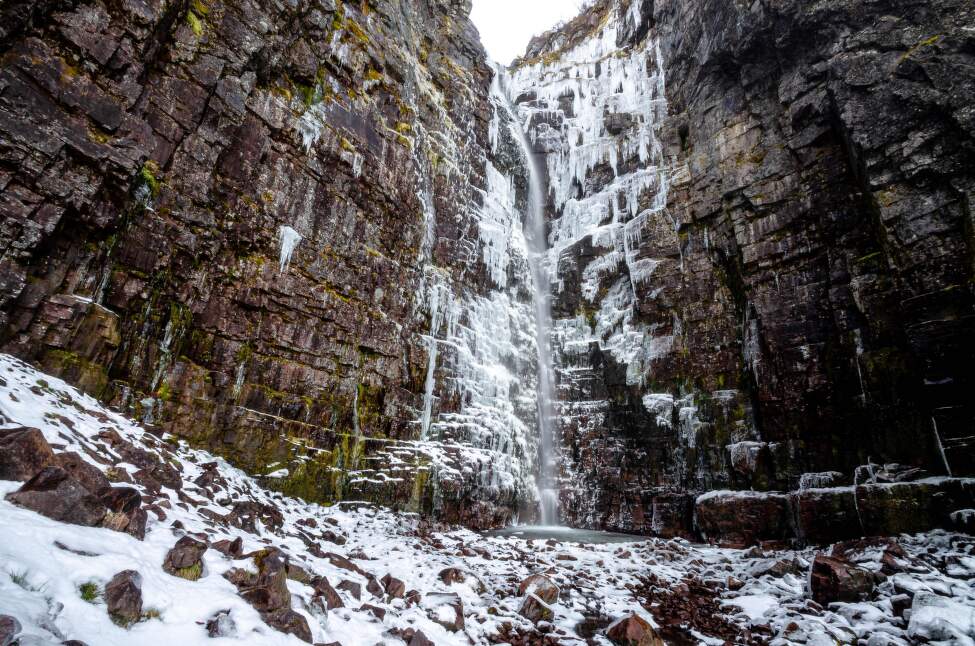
[[694, 491, 793, 548], [606, 614, 665, 646], [262, 609, 312, 643], [0, 427, 54, 481], [98, 486, 146, 539], [53, 452, 110, 495], [809, 555, 884, 605], [236, 550, 291, 612], [438, 567, 486, 593], [337, 580, 361, 600], [518, 594, 554, 623], [0, 615, 21, 646], [381, 573, 406, 599], [407, 631, 434, 646], [5, 467, 107, 526], [518, 573, 559, 604], [422, 592, 464, 632], [360, 604, 386, 620], [104, 570, 143, 627], [163, 536, 207, 580], [312, 577, 344, 611], [205, 610, 236, 638], [212, 536, 244, 558]]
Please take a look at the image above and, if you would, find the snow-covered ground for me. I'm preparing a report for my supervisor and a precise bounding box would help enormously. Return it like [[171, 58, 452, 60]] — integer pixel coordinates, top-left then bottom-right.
[[1, 353, 973, 645]]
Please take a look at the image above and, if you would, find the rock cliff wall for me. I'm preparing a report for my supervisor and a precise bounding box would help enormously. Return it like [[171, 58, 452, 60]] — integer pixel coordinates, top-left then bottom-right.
[[509, 0, 974, 535], [2, 0, 973, 536], [0, 0, 547, 527]]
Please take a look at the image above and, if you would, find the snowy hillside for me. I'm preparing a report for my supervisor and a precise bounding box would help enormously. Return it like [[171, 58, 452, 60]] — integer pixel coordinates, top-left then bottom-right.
[[1, 353, 974, 645]]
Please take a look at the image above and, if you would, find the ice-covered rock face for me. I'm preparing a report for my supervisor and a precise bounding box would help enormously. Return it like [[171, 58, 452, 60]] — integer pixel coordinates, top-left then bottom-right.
[[503, 0, 754, 533]]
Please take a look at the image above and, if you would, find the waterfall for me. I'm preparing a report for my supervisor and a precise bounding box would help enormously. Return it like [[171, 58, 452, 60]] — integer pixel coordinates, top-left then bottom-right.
[[496, 67, 561, 526]]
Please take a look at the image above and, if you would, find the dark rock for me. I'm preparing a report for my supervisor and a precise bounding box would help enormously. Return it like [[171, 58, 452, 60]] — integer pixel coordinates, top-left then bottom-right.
[[360, 604, 386, 620], [366, 576, 384, 597], [104, 570, 142, 627], [380, 573, 406, 599], [163, 536, 207, 580], [325, 552, 367, 577], [518, 594, 554, 623], [0, 427, 54, 481], [695, 492, 793, 548], [53, 452, 110, 495], [205, 610, 236, 638], [0, 615, 21, 646], [212, 537, 244, 558], [606, 614, 664, 646], [98, 486, 146, 539], [518, 573, 559, 604], [312, 577, 344, 611], [809, 555, 885, 605], [5, 466, 107, 526], [337, 580, 361, 600], [422, 592, 464, 632], [263, 609, 312, 643]]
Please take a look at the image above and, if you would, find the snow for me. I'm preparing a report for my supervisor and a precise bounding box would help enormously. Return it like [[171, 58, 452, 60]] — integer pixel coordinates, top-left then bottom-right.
[[0, 351, 973, 645]]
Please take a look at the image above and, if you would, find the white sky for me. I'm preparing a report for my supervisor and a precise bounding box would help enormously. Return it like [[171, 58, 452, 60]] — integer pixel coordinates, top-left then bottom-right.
[[470, 0, 584, 65]]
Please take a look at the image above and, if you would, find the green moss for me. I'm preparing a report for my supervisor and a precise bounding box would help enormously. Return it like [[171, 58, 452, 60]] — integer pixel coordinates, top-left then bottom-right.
[[79, 581, 100, 603], [365, 68, 383, 82], [156, 381, 172, 402], [340, 137, 355, 152], [140, 161, 161, 197], [186, 10, 204, 36]]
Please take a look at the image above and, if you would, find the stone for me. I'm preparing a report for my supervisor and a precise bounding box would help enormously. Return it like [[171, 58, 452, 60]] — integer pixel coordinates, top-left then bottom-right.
[[518, 573, 559, 604], [0, 615, 21, 646], [380, 573, 406, 599], [0, 427, 54, 481], [606, 614, 665, 646], [212, 536, 244, 558], [407, 631, 434, 646], [104, 570, 142, 627], [518, 594, 554, 623], [422, 592, 464, 632], [312, 577, 344, 611], [53, 452, 111, 495], [694, 492, 794, 548], [5, 467, 107, 526], [262, 609, 312, 643], [360, 604, 386, 620], [225, 501, 284, 534], [205, 610, 236, 638], [809, 555, 885, 605], [163, 536, 207, 580], [337, 580, 361, 600]]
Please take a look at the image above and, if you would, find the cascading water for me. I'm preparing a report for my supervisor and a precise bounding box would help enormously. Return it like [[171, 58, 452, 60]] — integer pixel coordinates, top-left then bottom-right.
[[496, 67, 561, 526]]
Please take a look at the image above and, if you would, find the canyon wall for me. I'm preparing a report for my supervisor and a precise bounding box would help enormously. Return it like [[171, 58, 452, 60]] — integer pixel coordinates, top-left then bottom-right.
[[509, 0, 974, 534], [1, 0, 973, 537], [0, 0, 547, 527]]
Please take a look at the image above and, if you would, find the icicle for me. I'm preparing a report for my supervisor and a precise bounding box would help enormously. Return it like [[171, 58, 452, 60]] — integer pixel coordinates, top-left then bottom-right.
[[277, 226, 302, 273]]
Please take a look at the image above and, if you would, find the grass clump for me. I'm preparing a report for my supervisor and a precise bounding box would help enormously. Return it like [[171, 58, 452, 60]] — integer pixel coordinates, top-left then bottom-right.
[[79, 581, 101, 603]]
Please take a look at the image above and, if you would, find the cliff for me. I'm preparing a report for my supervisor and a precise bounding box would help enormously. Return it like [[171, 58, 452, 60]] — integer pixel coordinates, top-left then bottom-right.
[[0, 0, 545, 528], [1, 0, 973, 539], [508, 0, 974, 535]]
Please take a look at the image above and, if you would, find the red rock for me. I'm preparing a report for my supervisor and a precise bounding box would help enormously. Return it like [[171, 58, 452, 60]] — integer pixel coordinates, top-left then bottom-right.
[[809, 554, 885, 605], [104, 570, 143, 626], [5, 466, 107, 526], [606, 614, 664, 646], [518, 574, 559, 604], [0, 427, 54, 481]]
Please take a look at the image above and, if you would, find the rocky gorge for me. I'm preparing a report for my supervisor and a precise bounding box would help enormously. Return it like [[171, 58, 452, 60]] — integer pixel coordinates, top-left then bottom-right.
[[1, 0, 975, 642]]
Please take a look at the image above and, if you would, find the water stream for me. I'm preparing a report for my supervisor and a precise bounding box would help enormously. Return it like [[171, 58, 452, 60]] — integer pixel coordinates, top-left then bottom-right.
[[499, 70, 561, 526]]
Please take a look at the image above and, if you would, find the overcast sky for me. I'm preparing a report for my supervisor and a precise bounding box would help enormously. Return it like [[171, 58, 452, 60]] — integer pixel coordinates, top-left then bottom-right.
[[470, 0, 584, 65]]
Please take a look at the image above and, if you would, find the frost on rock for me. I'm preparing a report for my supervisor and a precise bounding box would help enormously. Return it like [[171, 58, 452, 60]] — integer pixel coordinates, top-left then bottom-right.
[[277, 226, 302, 273]]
